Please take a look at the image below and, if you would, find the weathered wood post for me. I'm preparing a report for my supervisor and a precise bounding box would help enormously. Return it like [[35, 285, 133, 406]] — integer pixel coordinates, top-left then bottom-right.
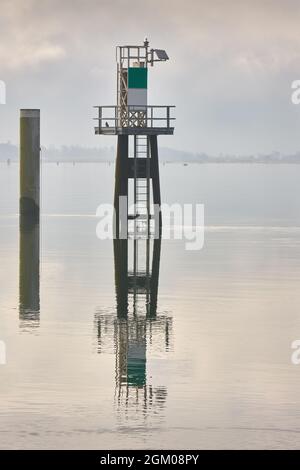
[[20, 109, 40, 219]]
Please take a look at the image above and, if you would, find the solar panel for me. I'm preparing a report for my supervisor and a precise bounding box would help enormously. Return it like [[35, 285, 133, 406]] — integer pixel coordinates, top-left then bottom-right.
[[154, 49, 169, 60]]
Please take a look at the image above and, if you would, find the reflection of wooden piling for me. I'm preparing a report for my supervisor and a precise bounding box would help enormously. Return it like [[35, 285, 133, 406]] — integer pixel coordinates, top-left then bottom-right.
[[19, 217, 40, 327], [20, 109, 40, 218]]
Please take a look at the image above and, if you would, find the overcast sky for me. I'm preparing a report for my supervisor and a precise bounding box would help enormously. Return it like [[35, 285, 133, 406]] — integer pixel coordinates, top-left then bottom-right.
[[1, 0, 300, 154]]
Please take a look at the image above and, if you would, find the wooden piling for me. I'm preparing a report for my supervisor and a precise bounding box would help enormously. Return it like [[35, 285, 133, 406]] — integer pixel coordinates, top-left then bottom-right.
[[20, 109, 40, 218]]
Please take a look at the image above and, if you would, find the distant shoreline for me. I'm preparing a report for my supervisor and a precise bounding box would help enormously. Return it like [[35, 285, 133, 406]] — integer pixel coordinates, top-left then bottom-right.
[[2, 143, 300, 165]]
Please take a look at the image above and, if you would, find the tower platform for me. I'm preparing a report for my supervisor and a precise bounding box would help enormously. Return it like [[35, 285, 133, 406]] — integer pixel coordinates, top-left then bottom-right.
[[94, 105, 175, 136]]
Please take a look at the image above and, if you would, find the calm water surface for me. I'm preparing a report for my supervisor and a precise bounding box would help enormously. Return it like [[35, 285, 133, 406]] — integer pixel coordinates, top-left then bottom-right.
[[1, 162, 300, 449]]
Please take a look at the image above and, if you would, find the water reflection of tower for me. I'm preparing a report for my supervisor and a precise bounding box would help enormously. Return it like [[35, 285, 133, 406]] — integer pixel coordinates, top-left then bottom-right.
[[19, 216, 40, 330], [95, 238, 173, 413]]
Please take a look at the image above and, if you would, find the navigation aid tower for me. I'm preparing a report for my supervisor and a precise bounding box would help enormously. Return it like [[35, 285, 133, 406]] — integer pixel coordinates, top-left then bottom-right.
[[94, 39, 175, 239]]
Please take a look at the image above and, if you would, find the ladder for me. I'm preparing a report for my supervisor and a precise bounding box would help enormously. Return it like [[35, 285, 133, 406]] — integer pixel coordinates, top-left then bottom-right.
[[133, 135, 151, 239], [128, 135, 151, 315]]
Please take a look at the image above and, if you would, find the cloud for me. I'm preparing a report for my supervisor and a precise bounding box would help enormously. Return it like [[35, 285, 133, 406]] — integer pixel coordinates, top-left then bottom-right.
[[0, 42, 66, 69], [0, 0, 66, 69], [0, 0, 300, 153]]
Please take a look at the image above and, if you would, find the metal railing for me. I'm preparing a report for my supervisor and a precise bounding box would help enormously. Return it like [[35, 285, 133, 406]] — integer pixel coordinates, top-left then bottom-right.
[[94, 105, 175, 131]]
